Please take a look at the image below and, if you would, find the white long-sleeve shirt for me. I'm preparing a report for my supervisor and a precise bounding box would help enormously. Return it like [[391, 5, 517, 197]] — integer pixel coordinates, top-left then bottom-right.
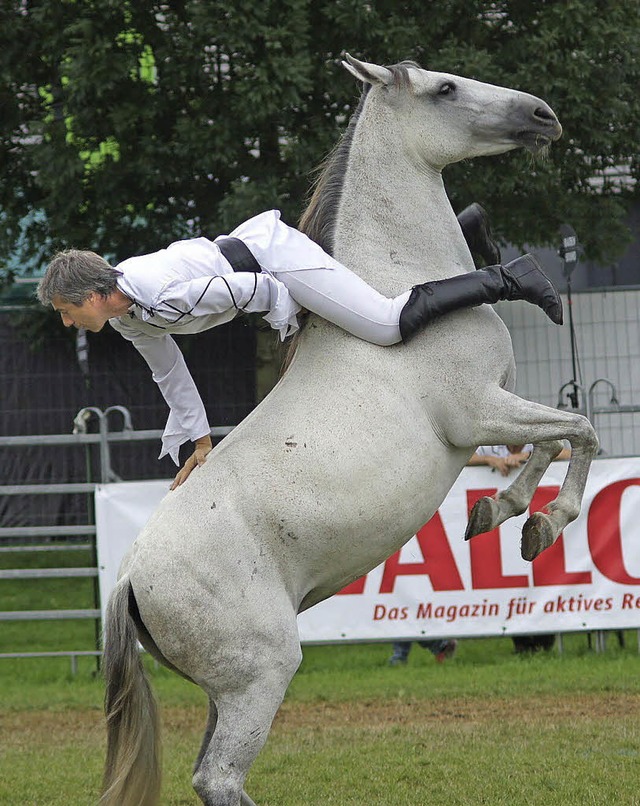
[[109, 210, 342, 464], [475, 444, 534, 458]]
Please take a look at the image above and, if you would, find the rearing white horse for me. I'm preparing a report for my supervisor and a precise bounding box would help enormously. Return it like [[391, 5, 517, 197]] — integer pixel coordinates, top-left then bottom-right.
[[101, 56, 598, 806]]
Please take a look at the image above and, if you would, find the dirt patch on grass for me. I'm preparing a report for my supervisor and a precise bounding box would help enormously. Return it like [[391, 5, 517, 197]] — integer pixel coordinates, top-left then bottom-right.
[[1, 707, 105, 749], [4, 692, 638, 745], [274, 692, 640, 730]]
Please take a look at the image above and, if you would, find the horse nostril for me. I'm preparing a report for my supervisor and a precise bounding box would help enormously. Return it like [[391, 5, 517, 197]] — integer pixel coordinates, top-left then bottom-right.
[[531, 104, 562, 139], [534, 106, 556, 123]]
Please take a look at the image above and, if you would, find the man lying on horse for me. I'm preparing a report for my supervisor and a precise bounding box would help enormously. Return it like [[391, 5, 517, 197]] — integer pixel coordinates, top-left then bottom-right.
[[37, 204, 561, 487]]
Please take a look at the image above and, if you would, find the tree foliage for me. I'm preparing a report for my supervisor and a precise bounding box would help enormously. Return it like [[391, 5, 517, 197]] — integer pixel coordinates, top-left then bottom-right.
[[1, 0, 639, 285]]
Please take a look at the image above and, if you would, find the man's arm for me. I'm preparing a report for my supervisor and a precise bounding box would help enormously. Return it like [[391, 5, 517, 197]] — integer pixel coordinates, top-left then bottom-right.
[[109, 317, 212, 486]]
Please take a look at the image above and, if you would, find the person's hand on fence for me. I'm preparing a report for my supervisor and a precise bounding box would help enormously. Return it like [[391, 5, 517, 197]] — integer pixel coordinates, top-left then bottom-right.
[[503, 451, 530, 472], [469, 451, 529, 477], [170, 435, 213, 490], [485, 455, 511, 476]]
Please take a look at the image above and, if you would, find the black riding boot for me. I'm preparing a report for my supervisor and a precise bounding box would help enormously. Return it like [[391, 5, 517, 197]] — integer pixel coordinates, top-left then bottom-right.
[[399, 254, 563, 342], [457, 202, 501, 266]]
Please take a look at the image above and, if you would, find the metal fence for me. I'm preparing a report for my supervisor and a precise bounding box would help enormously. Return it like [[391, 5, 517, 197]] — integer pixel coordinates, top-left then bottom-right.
[[0, 407, 234, 671], [496, 287, 640, 455]]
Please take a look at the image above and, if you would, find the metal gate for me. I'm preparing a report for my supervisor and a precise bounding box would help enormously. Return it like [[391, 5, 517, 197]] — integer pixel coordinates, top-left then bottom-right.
[[0, 406, 233, 672]]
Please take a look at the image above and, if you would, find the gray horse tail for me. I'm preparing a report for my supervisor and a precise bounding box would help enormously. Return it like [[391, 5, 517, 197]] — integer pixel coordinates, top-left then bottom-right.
[[100, 576, 161, 806]]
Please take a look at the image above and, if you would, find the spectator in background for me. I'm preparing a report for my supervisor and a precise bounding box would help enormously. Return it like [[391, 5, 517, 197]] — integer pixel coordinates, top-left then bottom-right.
[[389, 638, 457, 666], [511, 633, 556, 654], [468, 442, 571, 476], [468, 443, 534, 475]]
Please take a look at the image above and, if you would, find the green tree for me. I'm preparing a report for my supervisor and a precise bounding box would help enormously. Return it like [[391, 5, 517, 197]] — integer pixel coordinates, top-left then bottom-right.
[[1, 0, 638, 286]]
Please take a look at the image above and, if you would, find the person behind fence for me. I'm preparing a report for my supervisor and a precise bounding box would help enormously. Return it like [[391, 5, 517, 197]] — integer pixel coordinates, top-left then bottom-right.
[[37, 204, 562, 489], [467, 443, 534, 476], [468, 442, 571, 476], [389, 638, 457, 666]]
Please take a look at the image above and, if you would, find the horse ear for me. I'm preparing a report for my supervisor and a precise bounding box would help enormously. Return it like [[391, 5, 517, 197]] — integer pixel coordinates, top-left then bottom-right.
[[342, 53, 393, 86]]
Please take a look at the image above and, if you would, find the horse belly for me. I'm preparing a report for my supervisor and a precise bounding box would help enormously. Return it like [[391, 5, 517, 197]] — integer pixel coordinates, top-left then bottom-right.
[[197, 390, 468, 604]]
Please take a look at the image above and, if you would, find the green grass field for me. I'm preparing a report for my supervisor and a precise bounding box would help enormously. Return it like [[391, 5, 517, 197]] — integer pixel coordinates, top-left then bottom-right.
[[1, 549, 639, 805]]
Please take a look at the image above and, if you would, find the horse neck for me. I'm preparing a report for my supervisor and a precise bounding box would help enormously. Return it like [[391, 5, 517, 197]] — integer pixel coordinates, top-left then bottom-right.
[[332, 111, 474, 295]]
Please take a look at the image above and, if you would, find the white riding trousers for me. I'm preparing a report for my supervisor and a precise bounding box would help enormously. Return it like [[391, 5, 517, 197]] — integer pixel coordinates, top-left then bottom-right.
[[272, 263, 410, 346], [224, 210, 411, 345]]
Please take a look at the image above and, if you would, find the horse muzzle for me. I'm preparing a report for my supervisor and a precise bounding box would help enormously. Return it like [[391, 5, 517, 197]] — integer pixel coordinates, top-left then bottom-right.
[[511, 96, 562, 153], [517, 127, 563, 154]]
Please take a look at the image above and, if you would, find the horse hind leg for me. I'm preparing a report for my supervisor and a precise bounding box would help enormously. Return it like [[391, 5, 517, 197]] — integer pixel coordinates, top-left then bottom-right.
[[193, 674, 298, 806], [465, 439, 566, 540], [194, 701, 217, 781], [193, 705, 259, 806], [192, 622, 302, 806]]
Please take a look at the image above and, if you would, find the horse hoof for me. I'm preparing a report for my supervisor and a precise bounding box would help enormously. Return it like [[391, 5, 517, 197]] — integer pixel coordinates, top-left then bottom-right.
[[465, 496, 498, 540], [521, 512, 555, 560]]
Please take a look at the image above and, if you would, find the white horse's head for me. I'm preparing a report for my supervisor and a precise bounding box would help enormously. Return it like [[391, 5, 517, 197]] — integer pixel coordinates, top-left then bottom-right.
[[342, 54, 562, 170]]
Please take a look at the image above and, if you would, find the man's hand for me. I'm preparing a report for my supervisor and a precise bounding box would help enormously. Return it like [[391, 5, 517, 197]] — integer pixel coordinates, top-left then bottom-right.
[[468, 448, 530, 477], [170, 435, 213, 490]]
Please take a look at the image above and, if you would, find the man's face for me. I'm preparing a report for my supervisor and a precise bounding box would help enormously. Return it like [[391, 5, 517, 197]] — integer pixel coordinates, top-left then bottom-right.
[[51, 294, 108, 332]]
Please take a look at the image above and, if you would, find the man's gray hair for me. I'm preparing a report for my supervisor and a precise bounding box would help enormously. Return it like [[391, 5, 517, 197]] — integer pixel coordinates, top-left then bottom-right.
[[37, 249, 121, 306]]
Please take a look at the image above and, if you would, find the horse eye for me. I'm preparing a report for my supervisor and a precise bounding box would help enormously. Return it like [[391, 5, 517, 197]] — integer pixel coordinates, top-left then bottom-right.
[[438, 82, 456, 96]]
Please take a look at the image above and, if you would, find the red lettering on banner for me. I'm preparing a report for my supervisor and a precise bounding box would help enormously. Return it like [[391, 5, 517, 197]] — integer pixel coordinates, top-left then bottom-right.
[[373, 604, 409, 620], [622, 592, 640, 609], [467, 489, 529, 589], [379, 512, 464, 593], [588, 479, 640, 584], [336, 576, 366, 595], [530, 486, 592, 586]]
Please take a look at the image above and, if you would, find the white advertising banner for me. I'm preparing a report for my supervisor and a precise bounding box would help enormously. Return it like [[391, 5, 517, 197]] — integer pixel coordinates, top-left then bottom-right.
[[95, 458, 640, 642]]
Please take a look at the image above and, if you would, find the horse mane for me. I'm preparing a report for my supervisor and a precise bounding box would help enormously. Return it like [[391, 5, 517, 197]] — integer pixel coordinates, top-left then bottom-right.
[[298, 61, 418, 253], [281, 61, 418, 375], [297, 84, 370, 254]]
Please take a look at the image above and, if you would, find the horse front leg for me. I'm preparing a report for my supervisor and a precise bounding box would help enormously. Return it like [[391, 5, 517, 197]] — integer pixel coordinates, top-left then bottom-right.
[[454, 388, 599, 561], [519, 432, 597, 560], [465, 438, 566, 540]]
